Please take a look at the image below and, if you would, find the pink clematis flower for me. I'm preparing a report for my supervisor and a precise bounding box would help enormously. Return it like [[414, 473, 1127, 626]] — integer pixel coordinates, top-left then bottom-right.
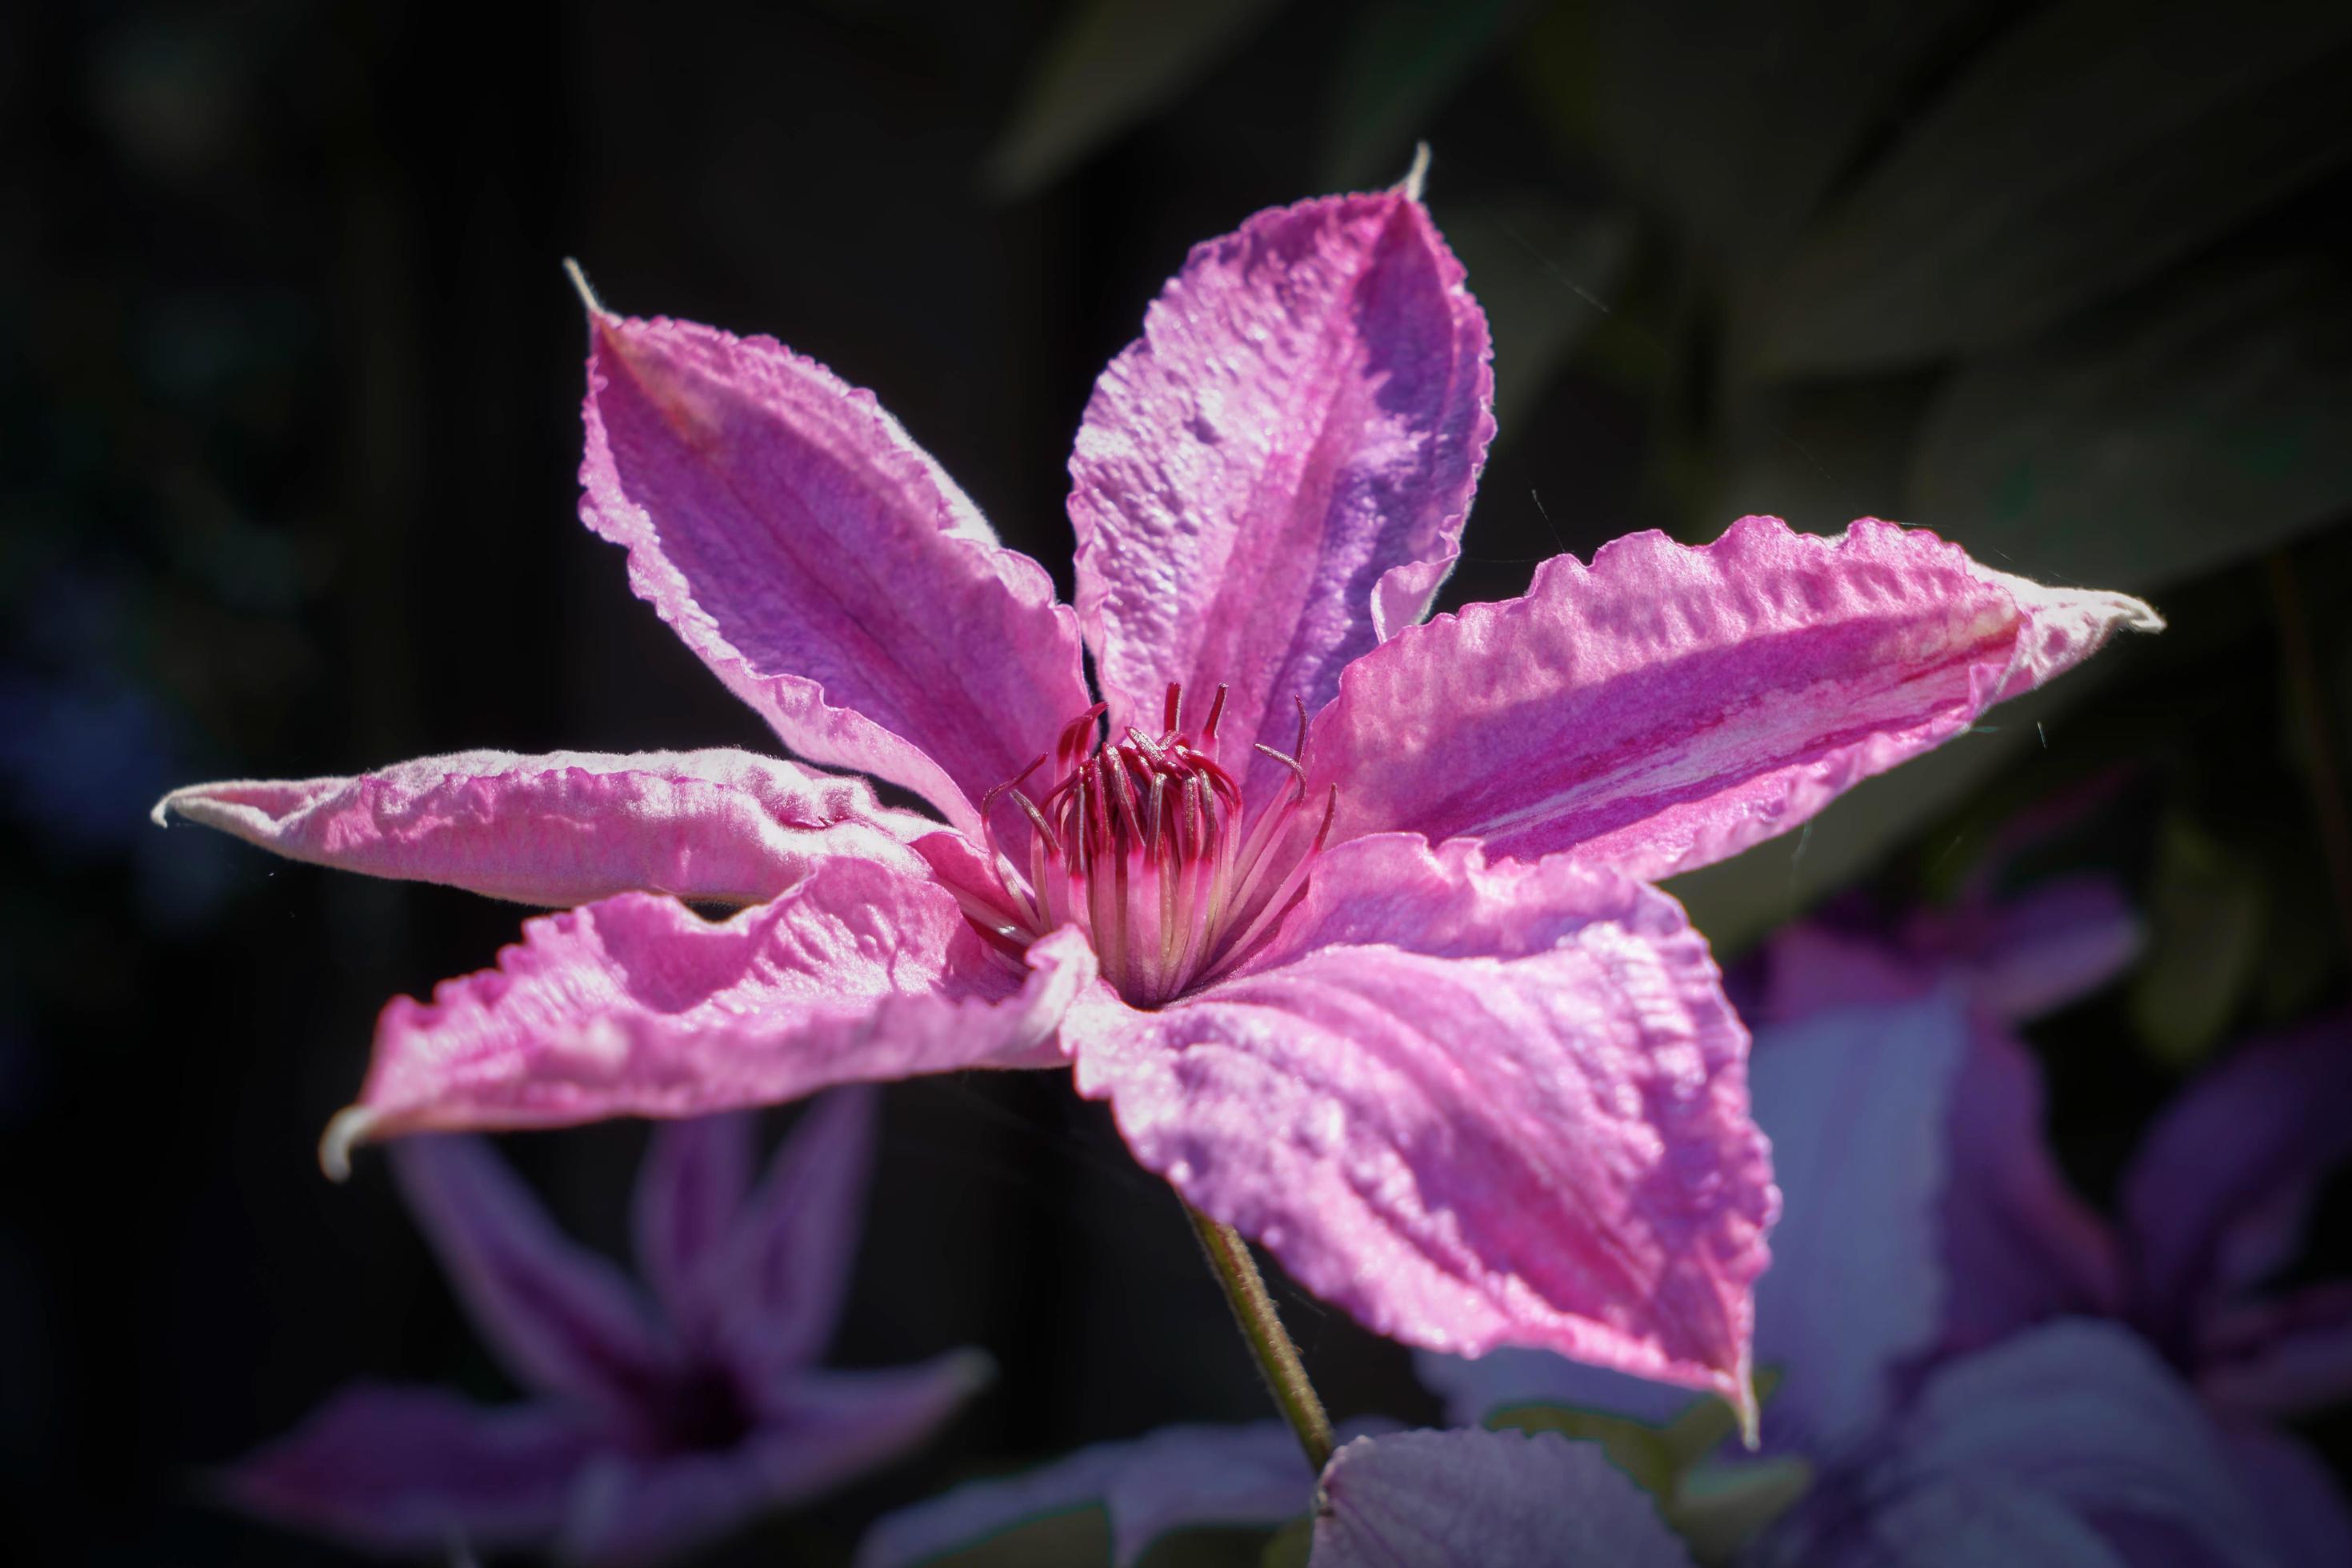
[[157, 172, 2158, 1418], [222, 1090, 988, 1564]]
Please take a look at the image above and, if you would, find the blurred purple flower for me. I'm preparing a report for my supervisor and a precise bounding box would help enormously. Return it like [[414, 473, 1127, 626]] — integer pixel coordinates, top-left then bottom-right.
[[222, 1089, 987, 1564], [858, 1420, 1697, 1568], [1423, 878, 2352, 1565]]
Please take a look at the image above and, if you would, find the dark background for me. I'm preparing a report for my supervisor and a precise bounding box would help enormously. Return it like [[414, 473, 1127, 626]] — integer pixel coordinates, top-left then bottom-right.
[[6, 1, 2351, 1562]]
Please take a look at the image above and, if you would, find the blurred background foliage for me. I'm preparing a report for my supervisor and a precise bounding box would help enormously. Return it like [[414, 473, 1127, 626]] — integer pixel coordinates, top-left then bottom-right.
[[3, 0, 2349, 1562]]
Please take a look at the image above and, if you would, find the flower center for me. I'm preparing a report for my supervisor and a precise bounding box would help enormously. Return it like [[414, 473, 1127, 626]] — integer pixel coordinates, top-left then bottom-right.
[[974, 682, 1332, 1007]]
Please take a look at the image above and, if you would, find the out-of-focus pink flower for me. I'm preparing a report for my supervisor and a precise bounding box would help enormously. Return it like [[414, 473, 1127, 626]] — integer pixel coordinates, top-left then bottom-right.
[[222, 1090, 985, 1564], [158, 172, 2156, 1420], [857, 1420, 1696, 1568]]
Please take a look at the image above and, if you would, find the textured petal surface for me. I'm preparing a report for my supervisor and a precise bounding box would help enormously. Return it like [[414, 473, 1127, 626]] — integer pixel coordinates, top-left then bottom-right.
[[581, 308, 1088, 836], [390, 1134, 670, 1415], [1307, 517, 2161, 879], [2122, 1012, 2352, 1338], [1314, 1427, 1696, 1568], [218, 1384, 596, 1555], [326, 859, 1094, 1169], [155, 748, 931, 907], [631, 1111, 758, 1337], [565, 1354, 992, 1566], [1068, 834, 1774, 1413], [710, 1086, 878, 1390], [1069, 189, 1493, 797], [1753, 1322, 2273, 1568], [1742, 993, 1967, 1459], [856, 1422, 1310, 1568]]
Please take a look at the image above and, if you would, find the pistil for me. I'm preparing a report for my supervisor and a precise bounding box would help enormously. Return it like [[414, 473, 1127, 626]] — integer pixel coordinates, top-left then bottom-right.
[[977, 682, 1334, 1006]]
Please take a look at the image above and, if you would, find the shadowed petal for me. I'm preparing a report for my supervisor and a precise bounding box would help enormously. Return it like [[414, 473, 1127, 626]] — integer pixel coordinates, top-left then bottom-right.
[[2122, 1012, 2352, 1338], [1070, 188, 1493, 797], [2216, 1419, 2352, 1566], [563, 1354, 993, 1566], [857, 1422, 1311, 1568], [1308, 517, 2160, 878], [1742, 992, 1968, 1459], [1069, 834, 1775, 1418], [218, 1383, 598, 1555], [324, 862, 1095, 1171], [1416, 1346, 1698, 1430], [1314, 1427, 1696, 1568], [1754, 1323, 2274, 1568], [154, 748, 931, 908], [1948, 874, 2140, 1022], [706, 1087, 879, 1385], [1938, 1026, 2124, 1355], [580, 307, 1088, 837], [2198, 1282, 2352, 1418], [391, 1136, 670, 1414], [632, 1112, 758, 1336]]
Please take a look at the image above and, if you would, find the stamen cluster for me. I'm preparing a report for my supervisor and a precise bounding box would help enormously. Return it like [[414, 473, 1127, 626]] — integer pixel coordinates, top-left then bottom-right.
[[975, 683, 1332, 1006]]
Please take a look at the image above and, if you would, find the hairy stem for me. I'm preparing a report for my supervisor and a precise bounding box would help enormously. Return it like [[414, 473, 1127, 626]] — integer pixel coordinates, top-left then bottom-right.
[[1185, 1202, 1334, 1472]]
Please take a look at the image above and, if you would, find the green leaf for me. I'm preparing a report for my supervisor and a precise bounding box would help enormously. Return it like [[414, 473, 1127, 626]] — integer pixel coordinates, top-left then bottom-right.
[[1487, 1403, 1679, 1499], [1318, 0, 1520, 191], [2130, 815, 2270, 1067], [1907, 259, 2352, 592], [1257, 1516, 1314, 1568], [1665, 1458, 1814, 1567], [1516, 0, 1980, 262], [985, 0, 1287, 198], [1745, 0, 2352, 374], [1439, 196, 1634, 434]]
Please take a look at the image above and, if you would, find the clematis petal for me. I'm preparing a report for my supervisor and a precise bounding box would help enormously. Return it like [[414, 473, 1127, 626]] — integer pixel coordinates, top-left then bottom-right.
[[1307, 516, 2160, 879], [1938, 1026, 2125, 1355], [1069, 187, 1493, 795], [857, 1422, 1311, 1568], [390, 1134, 670, 1414], [1740, 991, 1969, 1459], [1947, 874, 2140, 1023], [218, 1383, 598, 1555], [322, 860, 1095, 1174], [154, 748, 931, 908], [631, 1111, 758, 1336], [2121, 1012, 2352, 1338], [708, 1086, 878, 1386], [1415, 1346, 1698, 1430], [1753, 1322, 2274, 1568], [579, 306, 1088, 837], [563, 1353, 993, 1566], [1067, 834, 1775, 1418], [2215, 1419, 2352, 1566], [2197, 1282, 2352, 1418], [1313, 1427, 1696, 1568]]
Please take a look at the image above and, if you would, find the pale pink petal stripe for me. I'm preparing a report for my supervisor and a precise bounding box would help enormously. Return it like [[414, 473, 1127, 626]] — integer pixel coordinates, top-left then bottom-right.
[[1067, 834, 1774, 1418], [154, 748, 929, 908], [1070, 190, 1492, 794], [581, 309, 1089, 836], [1309, 517, 2161, 880], [322, 862, 1095, 1174], [1314, 1428, 1696, 1568]]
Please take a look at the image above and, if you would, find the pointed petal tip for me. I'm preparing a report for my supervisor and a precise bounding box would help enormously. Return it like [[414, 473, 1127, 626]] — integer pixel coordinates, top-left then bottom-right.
[[149, 788, 177, 828], [562, 258, 610, 320], [1398, 141, 1430, 202], [318, 1106, 380, 1182]]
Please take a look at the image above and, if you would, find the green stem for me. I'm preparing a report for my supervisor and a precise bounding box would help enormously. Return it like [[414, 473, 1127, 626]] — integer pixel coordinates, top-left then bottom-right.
[[1185, 1202, 1334, 1472]]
